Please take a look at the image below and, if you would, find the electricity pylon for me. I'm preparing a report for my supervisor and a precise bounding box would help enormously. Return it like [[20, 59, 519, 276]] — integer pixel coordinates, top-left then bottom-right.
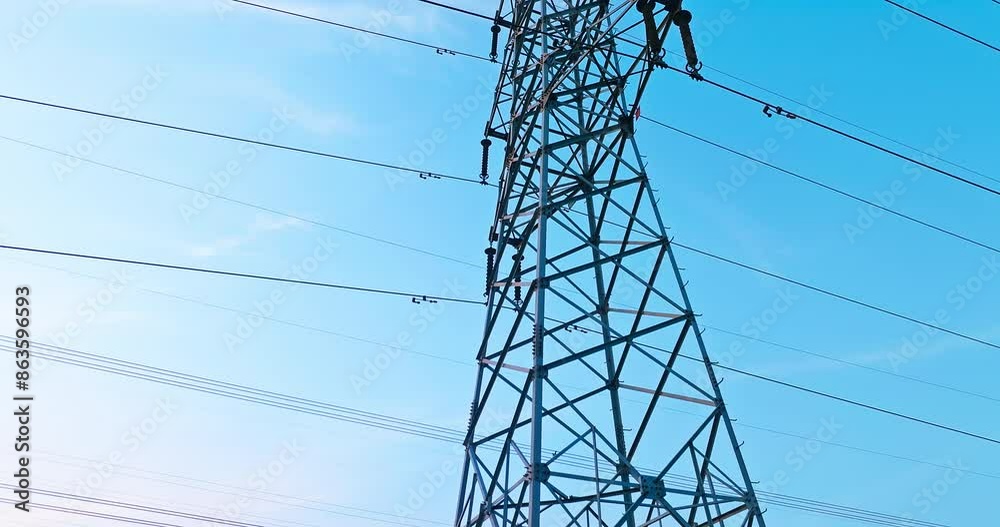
[[456, 1, 766, 526]]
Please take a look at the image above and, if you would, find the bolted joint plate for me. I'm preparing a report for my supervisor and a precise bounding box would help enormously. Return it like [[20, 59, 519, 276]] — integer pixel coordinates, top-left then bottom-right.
[[640, 475, 666, 500], [528, 462, 551, 483]]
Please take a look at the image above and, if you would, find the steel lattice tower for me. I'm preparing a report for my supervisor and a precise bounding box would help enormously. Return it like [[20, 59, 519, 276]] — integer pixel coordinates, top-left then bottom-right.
[[456, 1, 766, 526]]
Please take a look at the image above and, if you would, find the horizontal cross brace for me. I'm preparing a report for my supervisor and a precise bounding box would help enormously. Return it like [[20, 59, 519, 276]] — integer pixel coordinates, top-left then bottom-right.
[[493, 280, 533, 288], [606, 307, 684, 319], [598, 240, 661, 246], [501, 207, 538, 221], [480, 359, 532, 374], [696, 504, 750, 527], [619, 383, 717, 407]]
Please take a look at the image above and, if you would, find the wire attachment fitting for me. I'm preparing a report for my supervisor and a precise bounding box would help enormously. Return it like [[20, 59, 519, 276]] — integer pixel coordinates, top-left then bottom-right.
[[412, 295, 438, 304], [762, 104, 798, 119]]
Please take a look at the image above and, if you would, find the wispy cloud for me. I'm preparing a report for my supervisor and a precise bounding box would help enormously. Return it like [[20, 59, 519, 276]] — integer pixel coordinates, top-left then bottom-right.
[[733, 324, 1000, 382], [189, 214, 306, 257], [75, 0, 468, 37], [74, 0, 211, 12], [274, 0, 448, 35]]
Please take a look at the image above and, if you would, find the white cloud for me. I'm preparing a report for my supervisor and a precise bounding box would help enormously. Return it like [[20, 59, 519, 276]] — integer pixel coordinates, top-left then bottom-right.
[[189, 214, 306, 257], [273, 0, 448, 35], [74, 0, 212, 13], [72, 0, 467, 37]]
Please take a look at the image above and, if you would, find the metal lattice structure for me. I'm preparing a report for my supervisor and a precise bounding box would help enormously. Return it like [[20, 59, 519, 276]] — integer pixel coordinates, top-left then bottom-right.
[[455, 1, 766, 526]]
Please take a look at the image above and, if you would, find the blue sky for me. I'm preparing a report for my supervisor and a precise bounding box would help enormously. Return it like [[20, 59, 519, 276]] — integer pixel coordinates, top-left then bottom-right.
[[0, 0, 998, 526]]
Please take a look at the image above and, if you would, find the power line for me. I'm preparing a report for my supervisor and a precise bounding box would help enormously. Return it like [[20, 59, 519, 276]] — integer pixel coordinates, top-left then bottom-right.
[[4, 485, 430, 527], [663, 65, 1000, 198], [704, 325, 1000, 404], [355, 0, 996, 187], [721, 417, 1000, 482], [46, 410, 1000, 527], [15, 334, 1000, 454], [0, 498, 182, 527], [669, 240, 1000, 351], [15, 346, 460, 443], [39, 452, 450, 527], [667, 54, 997, 186], [410, 0, 493, 21], [10, 138, 998, 444], [717, 362, 1000, 445], [16, 252, 1000, 476], [638, 338, 1000, 450], [642, 117, 1000, 255], [0, 243, 484, 306], [0, 94, 483, 185], [7, 129, 997, 403], [19, 324, 1000, 474], [7, 2, 992, 524], [1, 342, 968, 526], [8, 234, 996, 354], [9, 236, 1000, 470], [32, 243, 1000, 406], [0, 134, 483, 269], [6, 123, 996, 353], [2, 252, 471, 366], [9, 0, 992, 512], [8, 131, 995, 406], [883, 0, 1000, 53], [231, 0, 494, 61], [6, 211, 998, 351], [4, 15, 992, 204], [230, 0, 998, 194]]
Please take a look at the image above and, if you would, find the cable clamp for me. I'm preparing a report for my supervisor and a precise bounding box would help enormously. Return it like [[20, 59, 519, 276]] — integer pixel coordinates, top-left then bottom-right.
[[412, 295, 438, 304], [685, 60, 703, 77], [762, 104, 797, 119], [436, 48, 457, 56], [418, 172, 441, 180]]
